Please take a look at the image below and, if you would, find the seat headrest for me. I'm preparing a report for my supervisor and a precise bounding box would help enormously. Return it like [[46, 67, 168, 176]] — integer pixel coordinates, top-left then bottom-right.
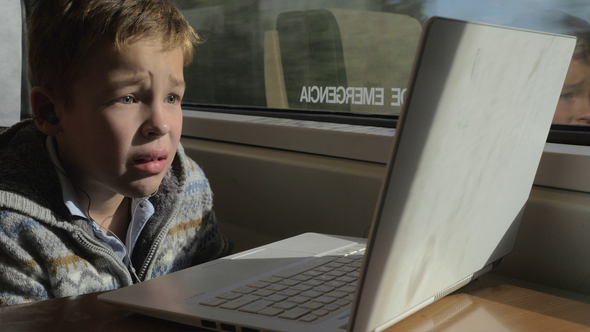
[[0, 0, 24, 128]]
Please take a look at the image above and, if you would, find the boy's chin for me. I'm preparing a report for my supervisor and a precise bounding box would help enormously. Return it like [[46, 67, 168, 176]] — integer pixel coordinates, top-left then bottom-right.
[[125, 177, 166, 198]]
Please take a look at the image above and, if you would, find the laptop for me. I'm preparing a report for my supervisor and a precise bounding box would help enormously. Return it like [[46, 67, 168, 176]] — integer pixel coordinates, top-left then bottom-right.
[[98, 17, 575, 332]]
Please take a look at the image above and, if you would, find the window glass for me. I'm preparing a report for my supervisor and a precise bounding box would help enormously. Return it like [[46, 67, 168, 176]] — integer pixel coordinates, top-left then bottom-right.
[[173, 0, 590, 125]]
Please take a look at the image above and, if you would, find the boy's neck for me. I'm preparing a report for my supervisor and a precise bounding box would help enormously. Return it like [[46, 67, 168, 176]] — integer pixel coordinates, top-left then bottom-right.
[[76, 190, 130, 241]]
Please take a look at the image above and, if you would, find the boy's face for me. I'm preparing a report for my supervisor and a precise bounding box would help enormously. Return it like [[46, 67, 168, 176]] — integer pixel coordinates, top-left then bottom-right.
[[554, 58, 590, 125], [54, 38, 185, 199]]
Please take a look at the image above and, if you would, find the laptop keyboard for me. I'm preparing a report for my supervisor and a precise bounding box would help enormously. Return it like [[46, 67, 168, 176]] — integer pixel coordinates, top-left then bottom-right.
[[199, 245, 366, 323]]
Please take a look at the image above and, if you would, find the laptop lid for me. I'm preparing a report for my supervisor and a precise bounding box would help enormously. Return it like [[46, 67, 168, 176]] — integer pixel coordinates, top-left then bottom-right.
[[349, 17, 575, 332]]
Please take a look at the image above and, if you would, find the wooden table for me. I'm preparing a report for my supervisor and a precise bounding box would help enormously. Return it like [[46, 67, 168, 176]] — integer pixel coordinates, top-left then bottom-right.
[[1, 273, 589, 331], [390, 274, 590, 332]]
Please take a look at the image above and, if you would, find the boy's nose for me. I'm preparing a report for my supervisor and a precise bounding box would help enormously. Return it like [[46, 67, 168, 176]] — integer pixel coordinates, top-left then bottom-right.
[[142, 103, 171, 138]]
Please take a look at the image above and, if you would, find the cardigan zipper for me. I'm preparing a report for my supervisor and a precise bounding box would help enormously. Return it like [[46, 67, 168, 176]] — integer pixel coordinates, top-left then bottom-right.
[[137, 217, 173, 280], [137, 192, 185, 280], [74, 232, 134, 286]]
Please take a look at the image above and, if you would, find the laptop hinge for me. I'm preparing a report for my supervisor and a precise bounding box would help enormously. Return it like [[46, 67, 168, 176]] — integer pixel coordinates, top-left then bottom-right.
[[434, 275, 473, 301]]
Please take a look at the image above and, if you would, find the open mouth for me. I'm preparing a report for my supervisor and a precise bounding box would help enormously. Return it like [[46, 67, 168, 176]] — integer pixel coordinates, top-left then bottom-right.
[[133, 152, 168, 174], [135, 156, 167, 164]]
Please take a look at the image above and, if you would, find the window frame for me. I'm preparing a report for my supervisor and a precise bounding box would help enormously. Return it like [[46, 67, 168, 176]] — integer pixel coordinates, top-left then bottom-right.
[[182, 105, 590, 194]]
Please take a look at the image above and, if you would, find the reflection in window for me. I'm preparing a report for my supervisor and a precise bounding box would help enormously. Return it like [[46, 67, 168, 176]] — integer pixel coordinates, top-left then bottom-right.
[[173, 0, 590, 126], [547, 13, 590, 125], [270, 9, 421, 115]]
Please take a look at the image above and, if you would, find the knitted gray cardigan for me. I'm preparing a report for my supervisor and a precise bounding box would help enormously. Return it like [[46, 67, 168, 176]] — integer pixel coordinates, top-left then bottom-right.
[[0, 120, 230, 306]]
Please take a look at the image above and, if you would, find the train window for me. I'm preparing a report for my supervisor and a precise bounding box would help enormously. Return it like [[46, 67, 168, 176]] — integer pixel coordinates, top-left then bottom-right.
[[178, 1, 590, 142]]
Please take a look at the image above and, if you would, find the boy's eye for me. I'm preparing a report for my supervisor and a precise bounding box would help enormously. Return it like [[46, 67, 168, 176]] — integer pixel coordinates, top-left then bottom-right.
[[119, 96, 135, 105], [165, 95, 179, 104], [560, 92, 574, 101]]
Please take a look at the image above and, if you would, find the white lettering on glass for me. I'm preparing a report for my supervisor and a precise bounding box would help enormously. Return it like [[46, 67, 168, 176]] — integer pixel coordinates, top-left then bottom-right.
[[375, 88, 384, 106], [337, 86, 346, 104], [298, 86, 405, 107], [391, 88, 407, 107]]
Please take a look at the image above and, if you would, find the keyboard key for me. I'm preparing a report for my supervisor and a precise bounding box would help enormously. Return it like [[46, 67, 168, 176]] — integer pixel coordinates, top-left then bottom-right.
[[302, 270, 323, 277], [325, 262, 344, 268], [299, 314, 318, 322], [279, 279, 300, 287], [326, 291, 348, 299], [286, 295, 309, 304], [266, 294, 288, 302], [336, 266, 357, 273], [313, 296, 336, 304], [326, 270, 346, 277], [303, 279, 324, 287], [260, 276, 283, 284], [238, 300, 274, 313], [324, 304, 341, 311], [258, 307, 284, 317], [273, 301, 298, 310], [219, 295, 261, 310], [252, 289, 276, 297], [314, 266, 334, 273], [234, 286, 256, 294], [334, 299, 351, 307], [338, 285, 357, 293], [299, 290, 323, 298], [291, 284, 313, 292], [336, 276, 357, 283], [334, 258, 354, 264], [217, 292, 242, 300], [314, 275, 336, 282], [291, 274, 313, 282], [199, 298, 227, 307], [266, 284, 288, 292], [314, 285, 335, 293], [273, 257, 337, 279], [300, 301, 324, 310], [311, 309, 330, 317], [248, 281, 270, 289], [343, 294, 355, 301], [278, 289, 300, 297], [324, 280, 346, 288], [279, 308, 311, 320]]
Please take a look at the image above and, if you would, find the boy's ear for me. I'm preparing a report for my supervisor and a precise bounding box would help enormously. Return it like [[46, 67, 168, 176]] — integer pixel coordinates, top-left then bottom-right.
[[30, 86, 62, 136]]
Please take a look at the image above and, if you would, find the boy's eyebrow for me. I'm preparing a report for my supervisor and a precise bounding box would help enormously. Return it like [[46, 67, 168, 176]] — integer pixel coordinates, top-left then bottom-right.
[[107, 74, 186, 91], [169, 76, 186, 89], [108, 75, 147, 90], [562, 80, 584, 90]]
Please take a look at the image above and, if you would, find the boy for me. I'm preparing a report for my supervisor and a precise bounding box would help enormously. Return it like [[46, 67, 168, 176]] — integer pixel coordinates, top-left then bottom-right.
[[551, 13, 590, 124], [0, 0, 230, 306]]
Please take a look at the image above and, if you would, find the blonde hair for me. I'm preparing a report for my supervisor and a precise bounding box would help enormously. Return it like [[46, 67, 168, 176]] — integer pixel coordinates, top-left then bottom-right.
[[27, 0, 200, 104]]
